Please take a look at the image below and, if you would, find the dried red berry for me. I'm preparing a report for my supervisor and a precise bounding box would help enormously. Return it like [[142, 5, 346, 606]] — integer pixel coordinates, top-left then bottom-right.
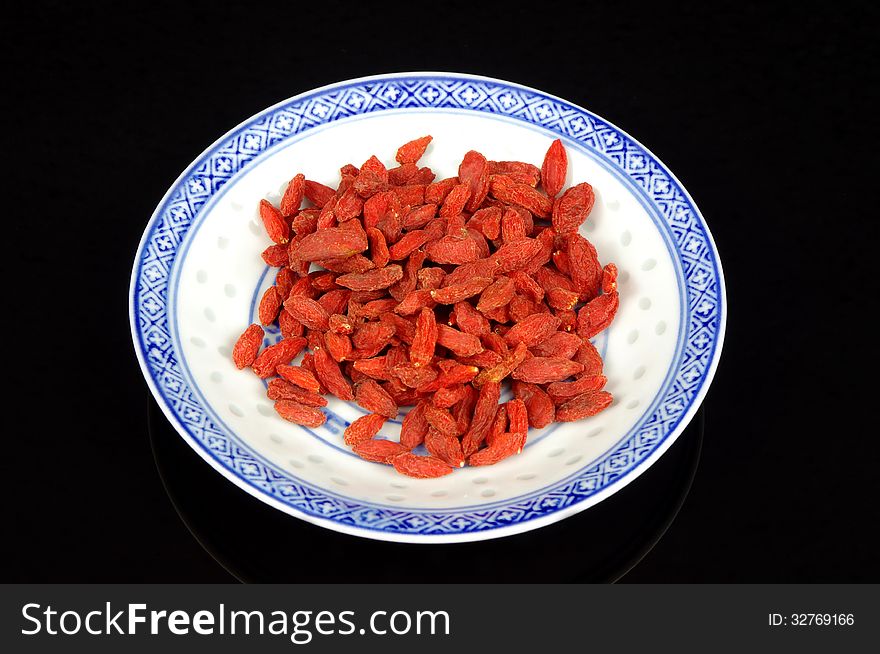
[[468, 431, 524, 466], [284, 295, 330, 331], [274, 400, 326, 428], [391, 452, 454, 478], [458, 150, 490, 212], [555, 391, 613, 421], [576, 291, 620, 339], [259, 199, 290, 244], [267, 379, 328, 407], [281, 173, 306, 217], [541, 139, 567, 198], [552, 182, 595, 233], [258, 286, 282, 326], [276, 365, 321, 392], [312, 347, 354, 400], [410, 307, 438, 367], [353, 438, 409, 463], [355, 379, 399, 418], [232, 324, 264, 369], [396, 135, 433, 165], [252, 337, 306, 378], [512, 357, 584, 384], [344, 413, 387, 446], [423, 403, 461, 438], [400, 401, 430, 449], [425, 427, 466, 468]]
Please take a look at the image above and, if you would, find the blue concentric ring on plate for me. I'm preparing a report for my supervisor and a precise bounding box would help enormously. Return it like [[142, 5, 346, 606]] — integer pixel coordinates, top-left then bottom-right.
[[130, 73, 725, 542]]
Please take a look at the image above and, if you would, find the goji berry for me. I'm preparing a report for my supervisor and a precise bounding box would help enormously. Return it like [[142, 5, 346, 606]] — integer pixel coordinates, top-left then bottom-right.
[[541, 139, 567, 198], [388, 162, 419, 186], [262, 244, 289, 267], [280, 173, 306, 217], [423, 403, 461, 437], [451, 301, 490, 336], [276, 364, 321, 392], [395, 135, 433, 165], [391, 362, 438, 389], [344, 413, 387, 446], [410, 307, 438, 367], [325, 331, 353, 362], [504, 313, 561, 348], [476, 275, 516, 314], [292, 210, 319, 236], [298, 226, 368, 262], [283, 295, 330, 331], [473, 341, 528, 386], [335, 264, 404, 291], [429, 277, 492, 304], [489, 175, 552, 218], [576, 291, 619, 339], [488, 160, 541, 182], [546, 374, 608, 401], [452, 384, 478, 435], [417, 267, 445, 290], [467, 431, 523, 466], [232, 324, 264, 369], [259, 199, 290, 244], [552, 182, 595, 233], [567, 233, 602, 301], [531, 331, 582, 359], [274, 400, 326, 428], [366, 227, 390, 269], [356, 298, 397, 320], [436, 324, 483, 357], [555, 390, 613, 421], [458, 150, 490, 212], [424, 177, 459, 205], [432, 383, 468, 409], [391, 452, 454, 478], [252, 337, 306, 378], [400, 401, 430, 449], [258, 286, 281, 326], [351, 321, 396, 357], [312, 347, 353, 400], [304, 180, 336, 208], [267, 379, 328, 407], [512, 356, 584, 384], [425, 427, 466, 468], [278, 309, 304, 339], [486, 404, 507, 448], [402, 204, 438, 230], [461, 380, 500, 456], [512, 381, 556, 429], [355, 379, 399, 418], [506, 398, 529, 436], [353, 438, 409, 463], [602, 263, 618, 294], [491, 237, 544, 273], [425, 235, 480, 265]]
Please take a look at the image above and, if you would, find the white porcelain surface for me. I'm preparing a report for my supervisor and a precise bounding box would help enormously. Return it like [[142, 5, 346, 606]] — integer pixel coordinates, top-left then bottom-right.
[[131, 73, 725, 542]]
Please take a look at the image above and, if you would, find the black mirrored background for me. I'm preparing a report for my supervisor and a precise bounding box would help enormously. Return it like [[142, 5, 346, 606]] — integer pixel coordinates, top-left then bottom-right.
[[6, 1, 877, 583], [150, 399, 704, 583]]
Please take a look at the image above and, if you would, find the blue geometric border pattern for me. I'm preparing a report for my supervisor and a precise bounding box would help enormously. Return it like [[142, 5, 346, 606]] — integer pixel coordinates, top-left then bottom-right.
[[132, 74, 723, 537]]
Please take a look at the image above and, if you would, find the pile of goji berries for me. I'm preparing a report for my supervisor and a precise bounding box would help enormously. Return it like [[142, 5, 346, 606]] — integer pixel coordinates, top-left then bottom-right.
[[232, 136, 618, 478]]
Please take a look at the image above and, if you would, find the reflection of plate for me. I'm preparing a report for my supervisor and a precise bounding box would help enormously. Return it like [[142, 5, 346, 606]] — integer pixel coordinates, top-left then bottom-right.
[[150, 400, 704, 582], [130, 72, 725, 543]]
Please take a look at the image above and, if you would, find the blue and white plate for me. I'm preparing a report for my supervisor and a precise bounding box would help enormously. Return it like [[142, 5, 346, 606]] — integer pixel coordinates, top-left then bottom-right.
[[130, 73, 725, 543]]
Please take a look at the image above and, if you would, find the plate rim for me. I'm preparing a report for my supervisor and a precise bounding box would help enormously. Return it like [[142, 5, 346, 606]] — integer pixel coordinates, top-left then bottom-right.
[[129, 71, 727, 543]]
